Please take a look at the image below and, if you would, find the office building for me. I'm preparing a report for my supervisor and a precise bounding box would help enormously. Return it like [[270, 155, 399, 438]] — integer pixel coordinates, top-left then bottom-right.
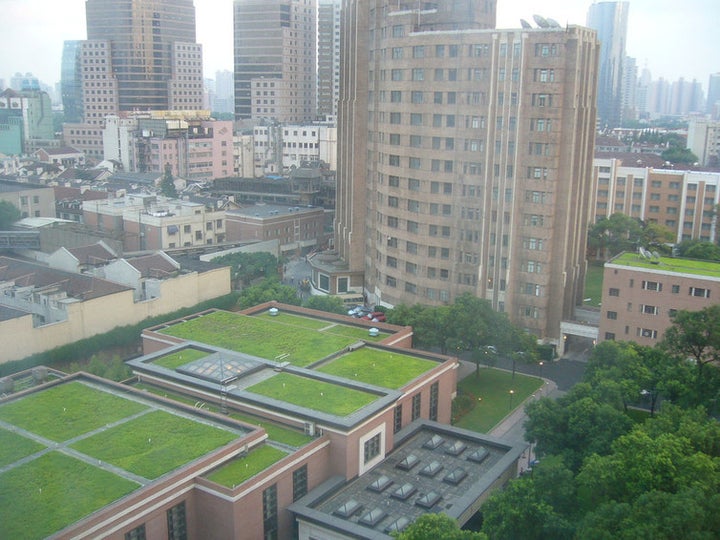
[[233, 0, 317, 122], [317, 0, 342, 119], [322, 0, 599, 344], [0, 88, 54, 155], [587, 1, 629, 129], [85, 0, 203, 113], [687, 117, 720, 167]]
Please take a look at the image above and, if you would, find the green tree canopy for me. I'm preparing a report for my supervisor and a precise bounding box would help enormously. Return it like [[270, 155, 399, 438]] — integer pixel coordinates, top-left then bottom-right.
[[661, 147, 698, 164], [237, 278, 300, 308], [160, 163, 178, 198], [395, 513, 487, 540], [212, 251, 279, 287], [303, 294, 346, 315], [676, 239, 720, 261], [587, 213, 643, 259], [0, 200, 21, 229]]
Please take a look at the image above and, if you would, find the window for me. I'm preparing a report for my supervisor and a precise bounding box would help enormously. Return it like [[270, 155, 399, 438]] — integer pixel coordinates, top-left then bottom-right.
[[689, 287, 710, 298], [410, 135, 422, 147], [263, 485, 278, 540], [642, 280, 662, 291], [609, 287, 620, 296], [411, 91, 423, 103], [638, 328, 658, 339], [386, 275, 397, 287], [364, 433, 381, 463], [125, 525, 146, 540], [389, 155, 400, 166], [412, 393, 421, 420], [391, 69, 402, 81], [390, 112, 401, 124], [606, 311, 618, 320], [410, 113, 422, 125], [391, 90, 401, 103], [392, 47, 403, 59], [293, 465, 308, 501], [642, 305, 659, 315], [389, 133, 400, 145], [412, 68, 424, 81], [429, 382, 439, 421], [167, 501, 187, 540], [605, 332, 616, 340], [413, 45, 424, 58], [394, 404, 403, 433], [392, 25, 404, 37], [389, 175, 400, 187], [671, 284, 680, 294], [408, 178, 420, 191]]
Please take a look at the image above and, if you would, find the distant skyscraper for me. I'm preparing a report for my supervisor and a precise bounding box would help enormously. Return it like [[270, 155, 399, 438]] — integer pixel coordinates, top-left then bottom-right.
[[317, 0, 341, 119], [621, 56, 637, 122], [233, 0, 317, 122], [587, 1, 629, 129], [322, 0, 599, 342], [79, 0, 203, 116], [61, 41, 84, 123], [707, 73, 720, 118]]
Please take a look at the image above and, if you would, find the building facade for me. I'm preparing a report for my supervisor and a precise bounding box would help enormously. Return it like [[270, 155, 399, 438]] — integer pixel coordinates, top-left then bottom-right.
[[599, 252, 720, 346], [586, 1, 629, 129], [317, 0, 342, 119], [0, 88, 54, 155], [592, 157, 720, 243], [687, 117, 720, 168], [329, 0, 599, 342], [0, 180, 56, 219], [233, 0, 317, 122]]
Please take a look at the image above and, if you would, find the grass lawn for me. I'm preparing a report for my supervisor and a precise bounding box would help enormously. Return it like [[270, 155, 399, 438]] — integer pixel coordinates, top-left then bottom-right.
[[206, 445, 288, 488], [0, 452, 138, 540], [229, 412, 313, 447], [583, 261, 604, 307], [322, 324, 388, 342], [161, 311, 354, 366], [132, 383, 313, 447], [318, 348, 437, 389], [0, 427, 45, 467], [0, 382, 148, 442], [454, 369, 543, 433], [246, 373, 378, 416], [70, 410, 237, 479], [613, 251, 720, 277], [153, 348, 210, 369]]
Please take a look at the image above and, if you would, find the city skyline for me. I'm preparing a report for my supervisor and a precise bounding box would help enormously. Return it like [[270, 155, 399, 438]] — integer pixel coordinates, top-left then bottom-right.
[[0, 0, 718, 91]]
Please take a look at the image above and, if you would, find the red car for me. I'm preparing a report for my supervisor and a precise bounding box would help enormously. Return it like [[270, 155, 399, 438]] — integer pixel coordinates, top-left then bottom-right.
[[361, 311, 386, 322]]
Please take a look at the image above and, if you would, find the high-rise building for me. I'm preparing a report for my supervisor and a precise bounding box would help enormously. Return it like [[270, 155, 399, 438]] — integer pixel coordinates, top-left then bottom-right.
[[317, 0, 341, 119], [319, 0, 599, 343], [706, 73, 720, 118], [587, 1, 629, 129], [233, 0, 317, 123], [61, 41, 84, 123], [621, 55, 637, 122], [85, 0, 203, 113]]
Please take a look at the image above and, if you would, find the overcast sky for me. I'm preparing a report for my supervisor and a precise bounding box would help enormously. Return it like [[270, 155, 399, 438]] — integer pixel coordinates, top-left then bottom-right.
[[1, 0, 718, 88]]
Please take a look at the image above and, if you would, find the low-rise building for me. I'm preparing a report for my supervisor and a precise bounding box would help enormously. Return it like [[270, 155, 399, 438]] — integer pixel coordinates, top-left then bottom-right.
[[599, 251, 720, 346], [0, 179, 55, 219], [34, 146, 86, 168], [225, 204, 326, 255]]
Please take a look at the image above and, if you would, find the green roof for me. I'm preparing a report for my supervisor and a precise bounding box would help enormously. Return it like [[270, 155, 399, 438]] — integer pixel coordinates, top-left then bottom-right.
[[609, 252, 720, 278]]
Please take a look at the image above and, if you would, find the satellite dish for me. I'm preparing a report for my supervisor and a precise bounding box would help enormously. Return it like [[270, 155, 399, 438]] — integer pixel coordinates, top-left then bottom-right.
[[547, 18, 561, 28], [533, 14, 550, 28], [652, 251, 661, 259], [520, 18, 532, 29]]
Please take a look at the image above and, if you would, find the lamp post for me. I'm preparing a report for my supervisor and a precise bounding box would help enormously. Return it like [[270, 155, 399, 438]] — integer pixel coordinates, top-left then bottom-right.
[[509, 389, 515, 411]]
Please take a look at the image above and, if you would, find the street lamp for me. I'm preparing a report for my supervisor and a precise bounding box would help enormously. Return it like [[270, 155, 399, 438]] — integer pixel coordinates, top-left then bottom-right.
[[509, 389, 515, 411]]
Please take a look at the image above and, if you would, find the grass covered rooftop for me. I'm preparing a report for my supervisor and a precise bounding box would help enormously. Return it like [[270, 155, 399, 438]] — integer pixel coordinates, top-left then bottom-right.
[[0, 380, 244, 539], [157, 310, 389, 367], [611, 252, 720, 277]]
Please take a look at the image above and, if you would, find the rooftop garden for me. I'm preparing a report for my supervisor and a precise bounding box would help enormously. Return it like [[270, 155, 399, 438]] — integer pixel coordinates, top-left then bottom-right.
[[246, 372, 379, 416], [205, 445, 288, 488], [0, 452, 139, 540], [611, 252, 720, 277], [70, 410, 238, 480], [159, 311, 356, 366], [317, 348, 438, 389], [0, 381, 244, 538], [0, 381, 148, 442]]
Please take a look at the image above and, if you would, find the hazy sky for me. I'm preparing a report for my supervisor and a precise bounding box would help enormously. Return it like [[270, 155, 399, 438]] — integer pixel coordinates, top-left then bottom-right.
[[1, 0, 718, 88]]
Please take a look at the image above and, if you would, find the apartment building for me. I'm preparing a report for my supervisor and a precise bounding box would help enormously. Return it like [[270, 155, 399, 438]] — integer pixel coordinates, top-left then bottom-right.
[[592, 156, 720, 243], [326, 0, 599, 343], [0, 179, 55, 219]]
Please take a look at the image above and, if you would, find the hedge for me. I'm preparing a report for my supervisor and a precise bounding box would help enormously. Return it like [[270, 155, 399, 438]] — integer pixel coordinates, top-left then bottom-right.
[[0, 292, 240, 377]]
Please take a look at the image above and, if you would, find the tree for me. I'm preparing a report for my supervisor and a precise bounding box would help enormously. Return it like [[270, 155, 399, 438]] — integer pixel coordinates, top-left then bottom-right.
[[524, 384, 633, 471], [680, 241, 720, 261], [160, 163, 178, 198], [0, 200, 21, 229], [661, 147, 698, 164], [395, 513, 487, 540], [640, 221, 674, 254], [587, 213, 643, 260], [481, 466, 575, 540], [303, 294, 346, 315], [213, 251, 279, 288], [237, 278, 300, 308], [662, 306, 720, 404]]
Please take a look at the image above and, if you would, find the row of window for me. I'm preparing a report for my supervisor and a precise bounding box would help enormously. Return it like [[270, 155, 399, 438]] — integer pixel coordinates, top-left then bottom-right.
[[609, 283, 711, 297]]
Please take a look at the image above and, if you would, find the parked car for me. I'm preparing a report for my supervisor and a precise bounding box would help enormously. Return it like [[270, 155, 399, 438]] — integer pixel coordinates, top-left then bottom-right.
[[348, 305, 372, 318], [361, 311, 386, 322]]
